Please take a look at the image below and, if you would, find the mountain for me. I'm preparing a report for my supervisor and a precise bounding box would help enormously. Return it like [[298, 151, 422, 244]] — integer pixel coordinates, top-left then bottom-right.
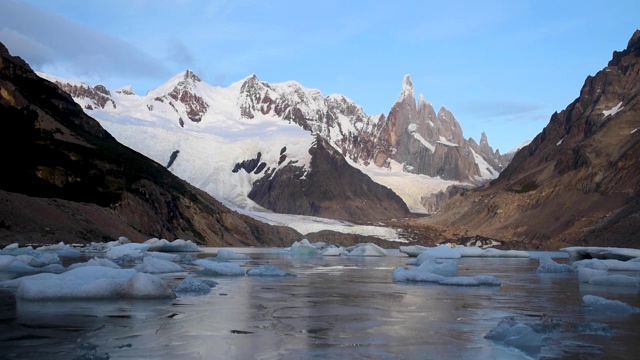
[[41, 69, 506, 216], [0, 41, 303, 247], [421, 30, 640, 248]]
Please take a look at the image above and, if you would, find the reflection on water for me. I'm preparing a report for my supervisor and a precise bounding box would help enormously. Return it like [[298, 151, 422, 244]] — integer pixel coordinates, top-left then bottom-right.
[[0, 250, 639, 359]]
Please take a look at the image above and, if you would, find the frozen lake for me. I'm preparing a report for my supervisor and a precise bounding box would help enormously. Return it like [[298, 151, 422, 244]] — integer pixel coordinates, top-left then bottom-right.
[[1, 248, 639, 359]]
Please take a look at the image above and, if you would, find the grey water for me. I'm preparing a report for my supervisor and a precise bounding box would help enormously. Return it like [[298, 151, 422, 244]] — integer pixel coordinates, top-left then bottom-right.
[[1, 249, 639, 359]]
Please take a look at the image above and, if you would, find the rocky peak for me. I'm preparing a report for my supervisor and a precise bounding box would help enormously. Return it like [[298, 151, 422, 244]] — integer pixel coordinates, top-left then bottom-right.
[[166, 70, 208, 123], [398, 74, 415, 102], [116, 85, 135, 95]]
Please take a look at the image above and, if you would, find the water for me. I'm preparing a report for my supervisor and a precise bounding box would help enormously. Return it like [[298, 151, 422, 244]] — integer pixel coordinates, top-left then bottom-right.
[[1, 249, 639, 359]]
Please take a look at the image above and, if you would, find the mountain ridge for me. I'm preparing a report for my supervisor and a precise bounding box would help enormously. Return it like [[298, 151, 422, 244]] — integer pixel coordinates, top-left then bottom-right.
[[41, 69, 507, 215]]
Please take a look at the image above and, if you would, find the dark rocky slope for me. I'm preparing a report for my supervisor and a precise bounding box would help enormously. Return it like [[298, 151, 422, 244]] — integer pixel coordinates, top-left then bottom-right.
[[421, 30, 640, 249], [247, 136, 411, 222], [0, 41, 302, 247]]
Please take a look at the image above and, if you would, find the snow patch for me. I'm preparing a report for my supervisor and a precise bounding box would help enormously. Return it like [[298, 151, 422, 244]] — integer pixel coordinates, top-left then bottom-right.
[[602, 102, 624, 118]]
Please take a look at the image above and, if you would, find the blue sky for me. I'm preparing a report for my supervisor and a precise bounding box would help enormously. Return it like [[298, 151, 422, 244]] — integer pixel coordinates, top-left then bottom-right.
[[1, 0, 638, 152]]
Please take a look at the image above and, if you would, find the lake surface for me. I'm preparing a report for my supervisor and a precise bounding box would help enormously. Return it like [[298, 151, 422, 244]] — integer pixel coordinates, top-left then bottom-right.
[[1, 248, 639, 359]]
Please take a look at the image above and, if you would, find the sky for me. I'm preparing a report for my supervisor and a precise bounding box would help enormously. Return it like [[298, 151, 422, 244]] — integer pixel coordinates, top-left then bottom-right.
[[0, 0, 638, 153]]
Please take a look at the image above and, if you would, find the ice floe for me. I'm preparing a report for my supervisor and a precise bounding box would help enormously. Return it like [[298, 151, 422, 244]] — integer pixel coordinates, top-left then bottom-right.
[[536, 254, 575, 273], [134, 256, 185, 274], [573, 258, 640, 271], [485, 317, 542, 356], [346, 243, 387, 257], [562, 246, 640, 261], [175, 276, 214, 295], [193, 259, 245, 276], [4, 267, 175, 300], [583, 295, 640, 315], [144, 238, 200, 252], [246, 265, 293, 277], [209, 248, 251, 261], [287, 239, 320, 256]]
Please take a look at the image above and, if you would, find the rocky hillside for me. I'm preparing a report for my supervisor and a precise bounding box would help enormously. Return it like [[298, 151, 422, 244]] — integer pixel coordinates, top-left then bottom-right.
[[0, 41, 303, 247], [421, 30, 640, 249]]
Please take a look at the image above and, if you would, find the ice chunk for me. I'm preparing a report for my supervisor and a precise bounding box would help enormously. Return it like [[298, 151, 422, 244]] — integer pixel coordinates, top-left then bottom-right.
[[452, 246, 485, 257], [451, 246, 530, 258], [485, 317, 542, 356], [578, 267, 608, 283], [10, 267, 177, 300], [583, 295, 640, 315], [211, 248, 251, 261], [573, 258, 640, 271], [120, 272, 176, 299], [439, 275, 501, 286], [66, 257, 121, 270], [321, 246, 349, 256], [134, 256, 184, 274], [0, 244, 37, 256], [288, 239, 320, 256], [347, 243, 387, 257], [392, 257, 458, 282], [147, 251, 180, 262], [246, 265, 293, 277], [175, 276, 212, 295], [399, 245, 428, 257], [418, 245, 461, 259], [536, 254, 575, 273], [589, 274, 639, 287], [144, 238, 200, 252], [562, 246, 640, 261], [35, 242, 82, 257], [392, 266, 445, 283], [106, 243, 150, 260], [193, 259, 245, 276]]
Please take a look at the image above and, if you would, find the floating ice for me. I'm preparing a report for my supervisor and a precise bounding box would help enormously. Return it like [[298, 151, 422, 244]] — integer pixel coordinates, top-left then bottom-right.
[[210, 248, 251, 261], [440, 246, 531, 258], [193, 259, 245, 276], [321, 246, 349, 256], [485, 317, 542, 356], [9, 267, 174, 300], [392, 257, 458, 282], [147, 251, 180, 262], [562, 246, 640, 261], [392, 266, 445, 283], [144, 238, 200, 252], [66, 257, 121, 270], [578, 267, 608, 283], [120, 272, 176, 299], [0, 256, 42, 274], [35, 242, 82, 257], [347, 243, 387, 257], [288, 239, 320, 256], [16, 253, 60, 268], [174, 276, 212, 295], [536, 254, 575, 273], [246, 265, 292, 277], [0, 244, 37, 256], [399, 245, 428, 257], [583, 295, 640, 315], [417, 245, 461, 259], [134, 256, 184, 274], [439, 275, 501, 286], [573, 258, 640, 271], [588, 274, 639, 287], [105, 243, 150, 260]]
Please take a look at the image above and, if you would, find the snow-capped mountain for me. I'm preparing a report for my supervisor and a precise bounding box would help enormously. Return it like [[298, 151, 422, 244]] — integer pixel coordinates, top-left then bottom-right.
[[40, 71, 508, 215]]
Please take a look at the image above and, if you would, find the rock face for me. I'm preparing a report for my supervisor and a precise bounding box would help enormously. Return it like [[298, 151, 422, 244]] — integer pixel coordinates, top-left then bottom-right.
[[0, 41, 303, 247], [246, 136, 411, 222], [424, 30, 640, 248]]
